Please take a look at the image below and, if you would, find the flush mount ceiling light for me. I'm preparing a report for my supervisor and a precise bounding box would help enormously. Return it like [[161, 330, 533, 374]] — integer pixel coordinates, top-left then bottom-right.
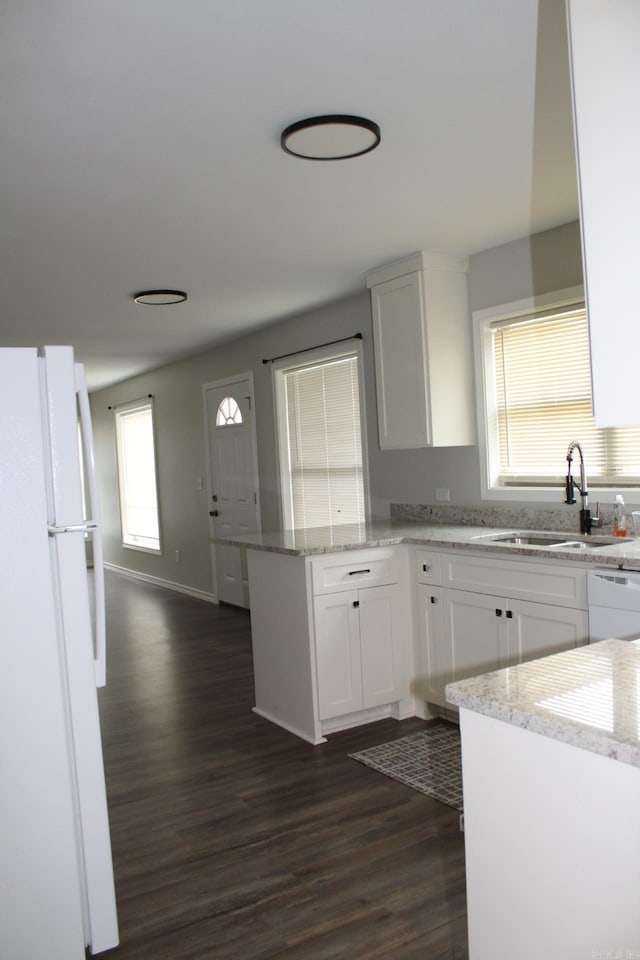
[[133, 290, 187, 305], [281, 114, 381, 161]]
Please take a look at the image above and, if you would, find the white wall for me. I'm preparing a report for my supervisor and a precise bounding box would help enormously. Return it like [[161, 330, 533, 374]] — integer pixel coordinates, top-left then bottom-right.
[[91, 221, 583, 594]]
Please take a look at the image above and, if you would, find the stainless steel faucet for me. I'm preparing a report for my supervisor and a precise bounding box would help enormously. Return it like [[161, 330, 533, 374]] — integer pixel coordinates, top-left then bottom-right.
[[564, 440, 600, 534]]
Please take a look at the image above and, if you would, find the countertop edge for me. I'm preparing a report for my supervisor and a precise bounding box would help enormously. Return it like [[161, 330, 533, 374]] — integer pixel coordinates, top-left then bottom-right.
[[446, 641, 640, 768], [446, 688, 640, 767], [215, 522, 640, 566]]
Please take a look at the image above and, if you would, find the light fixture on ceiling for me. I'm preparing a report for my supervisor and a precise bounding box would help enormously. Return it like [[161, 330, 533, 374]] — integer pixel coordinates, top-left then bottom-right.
[[133, 290, 187, 305], [280, 114, 381, 161]]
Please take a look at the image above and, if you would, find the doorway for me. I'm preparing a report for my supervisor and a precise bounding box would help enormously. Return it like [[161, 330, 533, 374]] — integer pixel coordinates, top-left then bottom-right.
[[203, 374, 261, 607]]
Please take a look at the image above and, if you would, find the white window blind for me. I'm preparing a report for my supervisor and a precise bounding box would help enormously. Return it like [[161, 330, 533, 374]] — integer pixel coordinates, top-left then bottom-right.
[[490, 305, 640, 485], [281, 353, 365, 528], [115, 400, 161, 551]]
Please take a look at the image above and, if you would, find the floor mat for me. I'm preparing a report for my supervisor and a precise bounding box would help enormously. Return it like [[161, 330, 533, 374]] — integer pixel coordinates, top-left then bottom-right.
[[349, 723, 463, 811]]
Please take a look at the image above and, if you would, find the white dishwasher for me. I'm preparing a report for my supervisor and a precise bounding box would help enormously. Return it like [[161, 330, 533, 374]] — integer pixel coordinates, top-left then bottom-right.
[[587, 568, 640, 642]]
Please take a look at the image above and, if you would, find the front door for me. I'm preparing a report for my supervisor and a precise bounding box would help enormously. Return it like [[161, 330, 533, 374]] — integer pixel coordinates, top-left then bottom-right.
[[204, 375, 260, 607]]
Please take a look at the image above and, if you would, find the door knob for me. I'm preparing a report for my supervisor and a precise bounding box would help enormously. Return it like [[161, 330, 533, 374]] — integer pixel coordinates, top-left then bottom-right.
[[209, 510, 218, 517]]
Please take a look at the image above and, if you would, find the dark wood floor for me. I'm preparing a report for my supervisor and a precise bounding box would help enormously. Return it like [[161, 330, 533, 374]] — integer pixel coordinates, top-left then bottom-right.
[[98, 571, 468, 959]]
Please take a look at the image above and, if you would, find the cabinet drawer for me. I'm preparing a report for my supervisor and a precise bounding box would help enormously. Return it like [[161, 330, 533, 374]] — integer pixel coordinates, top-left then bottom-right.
[[415, 550, 441, 585], [311, 548, 399, 595], [441, 552, 587, 609]]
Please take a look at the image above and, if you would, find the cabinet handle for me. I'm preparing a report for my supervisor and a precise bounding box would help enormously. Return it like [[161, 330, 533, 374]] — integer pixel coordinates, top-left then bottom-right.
[[495, 608, 502, 617], [506, 610, 513, 619], [423, 563, 431, 573], [430, 595, 438, 604], [353, 600, 360, 608], [348, 569, 370, 576]]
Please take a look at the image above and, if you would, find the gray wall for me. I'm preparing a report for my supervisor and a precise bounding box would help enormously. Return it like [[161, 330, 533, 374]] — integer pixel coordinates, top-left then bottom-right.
[[91, 291, 376, 595], [91, 220, 583, 595], [371, 220, 584, 508]]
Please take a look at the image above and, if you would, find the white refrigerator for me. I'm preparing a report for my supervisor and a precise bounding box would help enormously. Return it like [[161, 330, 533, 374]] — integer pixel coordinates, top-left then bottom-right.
[[0, 346, 119, 958]]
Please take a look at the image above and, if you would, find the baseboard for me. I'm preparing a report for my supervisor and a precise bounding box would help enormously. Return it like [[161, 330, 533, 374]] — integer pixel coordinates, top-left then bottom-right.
[[391, 697, 417, 720], [415, 699, 443, 721], [252, 706, 325, 746], [321, 703, 399, 736], [104, 562, 218, 605], [414, 699, 460, 724]]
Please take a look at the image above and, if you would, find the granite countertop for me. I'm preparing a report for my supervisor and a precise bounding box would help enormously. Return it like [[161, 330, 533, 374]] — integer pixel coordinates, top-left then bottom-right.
[[446, 639, 640, 767], [215, 518, 640, 568]]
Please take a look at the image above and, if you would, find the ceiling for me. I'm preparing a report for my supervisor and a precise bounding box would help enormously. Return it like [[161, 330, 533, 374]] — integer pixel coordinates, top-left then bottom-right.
[[0, 0, 578, 391]]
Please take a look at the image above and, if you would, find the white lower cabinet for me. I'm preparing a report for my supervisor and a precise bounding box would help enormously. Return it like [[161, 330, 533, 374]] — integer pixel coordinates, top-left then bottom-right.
[[443, 589, 588, 685], [314, 582, 403, 720], [314, 590, 362, 719], [248, 546, 411, 744], [415, 549, 589, 710], [506, 598, 588, 665], [415, 584, 445, 705], [247, 543, 589, 743], [444, 588, 507, 689]]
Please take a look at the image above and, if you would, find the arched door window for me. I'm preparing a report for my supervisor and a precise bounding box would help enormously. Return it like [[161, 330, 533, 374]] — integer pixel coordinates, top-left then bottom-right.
[[216, 396, 243, 426]]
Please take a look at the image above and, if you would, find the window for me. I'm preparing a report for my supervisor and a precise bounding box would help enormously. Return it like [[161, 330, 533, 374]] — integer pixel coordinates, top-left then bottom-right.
[[476, 287, 640, 500], [274, 344, 368, 529], [216, 396, 243, 426], [114, 399, 161, 551]]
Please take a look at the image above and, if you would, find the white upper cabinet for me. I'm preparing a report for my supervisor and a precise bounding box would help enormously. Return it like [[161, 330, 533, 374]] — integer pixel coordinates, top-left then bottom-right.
[[566, 0, 640, 427], [366, 252, 475, 449]]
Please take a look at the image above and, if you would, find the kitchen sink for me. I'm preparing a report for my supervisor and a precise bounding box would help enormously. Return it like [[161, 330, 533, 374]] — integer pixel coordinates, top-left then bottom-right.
[[551, 538, 622, 550], [492, 534, 571, 546], [474, 531, 624, 550]]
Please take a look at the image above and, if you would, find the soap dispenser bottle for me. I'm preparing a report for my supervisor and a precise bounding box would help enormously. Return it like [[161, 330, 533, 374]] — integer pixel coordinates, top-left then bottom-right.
[[613, 494, 627, 537]]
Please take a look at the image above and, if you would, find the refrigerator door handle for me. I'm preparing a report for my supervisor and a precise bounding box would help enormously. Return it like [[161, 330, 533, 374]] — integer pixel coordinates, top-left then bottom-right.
[[75, 363, 107, 688], [48, 521, 99, 534]]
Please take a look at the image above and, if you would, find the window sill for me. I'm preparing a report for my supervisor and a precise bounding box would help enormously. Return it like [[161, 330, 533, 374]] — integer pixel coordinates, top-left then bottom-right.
[[122, 542, 162, 555], [482, 483, 640, 504]]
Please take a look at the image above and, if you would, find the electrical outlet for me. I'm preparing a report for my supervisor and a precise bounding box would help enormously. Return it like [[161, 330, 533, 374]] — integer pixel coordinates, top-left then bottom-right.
[[175, 549, 181, 563], [436, 488, 451, 502]]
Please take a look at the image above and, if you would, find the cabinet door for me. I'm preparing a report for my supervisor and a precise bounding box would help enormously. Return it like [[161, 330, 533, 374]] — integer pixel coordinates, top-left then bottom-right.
[[416, 584, 446, 707], [567, 0, 640, 427], [442, 589, 509, 686], [507, 601, 589, 667], [370, 271, 431, 449], [314, 591, 363, 720], [359, 583, 404, 708]]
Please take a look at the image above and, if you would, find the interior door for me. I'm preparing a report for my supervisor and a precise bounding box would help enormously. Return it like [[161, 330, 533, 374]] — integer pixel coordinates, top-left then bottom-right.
[[204, 376, 260, 607]]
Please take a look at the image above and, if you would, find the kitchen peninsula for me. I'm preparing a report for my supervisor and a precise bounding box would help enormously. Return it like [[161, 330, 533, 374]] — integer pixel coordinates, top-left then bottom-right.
[[217, 517, 640, 744], [446, 639, 640, 959]]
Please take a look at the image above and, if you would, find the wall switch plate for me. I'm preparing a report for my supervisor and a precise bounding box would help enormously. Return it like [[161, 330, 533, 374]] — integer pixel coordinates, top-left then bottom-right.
[[175, 549, 181, 563], [195, 477, 203, 491], [436, 488, 451, 502]]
